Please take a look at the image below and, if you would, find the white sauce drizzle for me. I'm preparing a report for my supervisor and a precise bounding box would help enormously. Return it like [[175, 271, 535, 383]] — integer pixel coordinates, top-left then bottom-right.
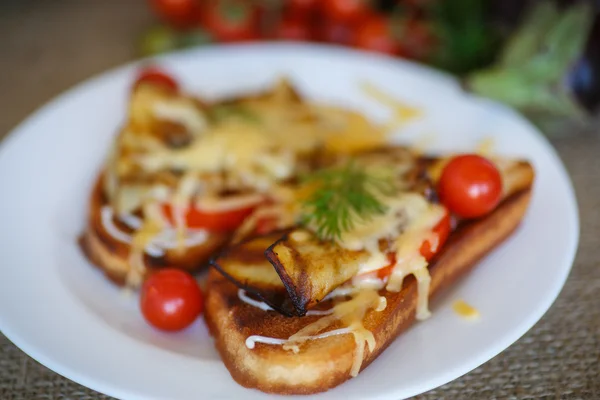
[[118, 213, 143, 230], [101, 207, 135, 244], [238, 289, 273, 312], [100, 206, 209, 257], [237, 289, 334, 316], [245, 327, 353, 350]]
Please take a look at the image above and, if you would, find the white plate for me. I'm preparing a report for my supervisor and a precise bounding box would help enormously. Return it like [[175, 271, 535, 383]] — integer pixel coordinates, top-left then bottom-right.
[[0, 44, 578, 400]]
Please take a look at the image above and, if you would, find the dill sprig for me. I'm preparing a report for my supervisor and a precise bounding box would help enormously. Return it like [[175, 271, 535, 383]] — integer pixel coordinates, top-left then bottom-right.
[[209, 103, 260, 123], [300, 161, 396, 241]]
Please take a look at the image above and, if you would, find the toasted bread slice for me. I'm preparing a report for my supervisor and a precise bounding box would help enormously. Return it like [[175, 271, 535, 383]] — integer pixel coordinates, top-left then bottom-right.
[[204, 161, 534, 395], [80, 174, 229, 286]]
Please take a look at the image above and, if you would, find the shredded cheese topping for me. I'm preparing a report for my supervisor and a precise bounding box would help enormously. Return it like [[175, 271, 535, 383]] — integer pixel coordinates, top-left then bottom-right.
[[99, 79, 451, 376]]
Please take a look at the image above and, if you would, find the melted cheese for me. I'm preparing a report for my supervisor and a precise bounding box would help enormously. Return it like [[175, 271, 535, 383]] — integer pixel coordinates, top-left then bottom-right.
[[243, 289, 386, 377], [138, 122, 296, 191], [360, 81, 422, 131], [386, 196, 445, 320], [171, 172, 198, 251], [476, 137, 495, 157], [153, 99, 207, 136], [194, 192, 264, 212], [333, 192, 444, 320], [241, 192, 445, 376], [126, 202, 165, 286], [453, 299, 480, 320]]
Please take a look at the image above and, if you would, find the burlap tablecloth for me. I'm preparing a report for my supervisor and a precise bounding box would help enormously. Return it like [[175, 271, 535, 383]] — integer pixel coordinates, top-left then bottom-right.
[[0, 1, 598, 399]]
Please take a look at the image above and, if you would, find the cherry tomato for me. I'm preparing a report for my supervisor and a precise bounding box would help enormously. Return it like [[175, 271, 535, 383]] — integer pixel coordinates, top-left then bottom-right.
[[274, 15, 313, 41], [316, 20, 355, 45], [148, 0, 201, 28], [134, 67, 179, 91], [202, 0, 259, 42], [163, 203, 256, 232], [289, 0, 319, 14], [140, 269, 203, 332], [438, 154, 503, 219], [354, 14, 402, 56], [322, 0, 372, 24], [398, 19, 436, 60]]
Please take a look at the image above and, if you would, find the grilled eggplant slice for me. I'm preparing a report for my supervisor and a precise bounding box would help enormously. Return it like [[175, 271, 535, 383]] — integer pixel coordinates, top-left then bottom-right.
[[265, 229, 368, 316], [210, 231, 299, 316]]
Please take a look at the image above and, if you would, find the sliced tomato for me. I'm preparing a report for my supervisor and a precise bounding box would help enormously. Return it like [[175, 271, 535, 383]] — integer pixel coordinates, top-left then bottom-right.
[[376, 252, 397, 280], [255, 216, 279, 235], [419, 209, 451, 261], [163, 203, 255, 232], [376, 209, 451, 280]]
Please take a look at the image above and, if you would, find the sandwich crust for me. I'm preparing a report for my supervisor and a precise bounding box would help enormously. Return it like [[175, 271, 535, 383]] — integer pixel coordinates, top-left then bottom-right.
[[204, 162, 534, 395]]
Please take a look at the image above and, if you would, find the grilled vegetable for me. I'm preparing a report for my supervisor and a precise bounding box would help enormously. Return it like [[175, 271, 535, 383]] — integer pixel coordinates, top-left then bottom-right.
[[210, 231, 298, 316], [265, 229, 368, 316]]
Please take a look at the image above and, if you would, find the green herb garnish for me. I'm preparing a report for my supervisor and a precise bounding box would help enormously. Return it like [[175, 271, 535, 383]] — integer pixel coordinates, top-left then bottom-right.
[[300, 162, 396, 241], [210, 104, 260, 123]]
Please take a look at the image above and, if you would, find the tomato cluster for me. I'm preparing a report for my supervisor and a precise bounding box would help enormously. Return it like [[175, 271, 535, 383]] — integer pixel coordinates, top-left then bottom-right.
[[143, 0, 436, 59]]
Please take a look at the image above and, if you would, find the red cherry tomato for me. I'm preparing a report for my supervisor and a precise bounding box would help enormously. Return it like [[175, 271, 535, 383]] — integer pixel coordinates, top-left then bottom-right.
[[354, 15, 402, 56], [140, 269, 203, 332], [202, 0, 259, 42], [289, 0, 319, 15], [438, 154, 503, 219], [134, 67, 179, 91], [398, 19, 436, 60], [275, 15, 313, 41], [322, 0, 372, 24], [317, 20, 355, 45], [163, 203, 256, 232], [148, 0, 201, 28]]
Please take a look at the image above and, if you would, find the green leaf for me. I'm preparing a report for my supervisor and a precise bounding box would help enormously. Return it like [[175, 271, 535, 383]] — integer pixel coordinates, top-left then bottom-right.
[[300, 162, 395, 241], [501, 2, 560, 67], [210, 104, 260, 123], [428, 0, 500, 74], [465, 2, 594, 119]]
